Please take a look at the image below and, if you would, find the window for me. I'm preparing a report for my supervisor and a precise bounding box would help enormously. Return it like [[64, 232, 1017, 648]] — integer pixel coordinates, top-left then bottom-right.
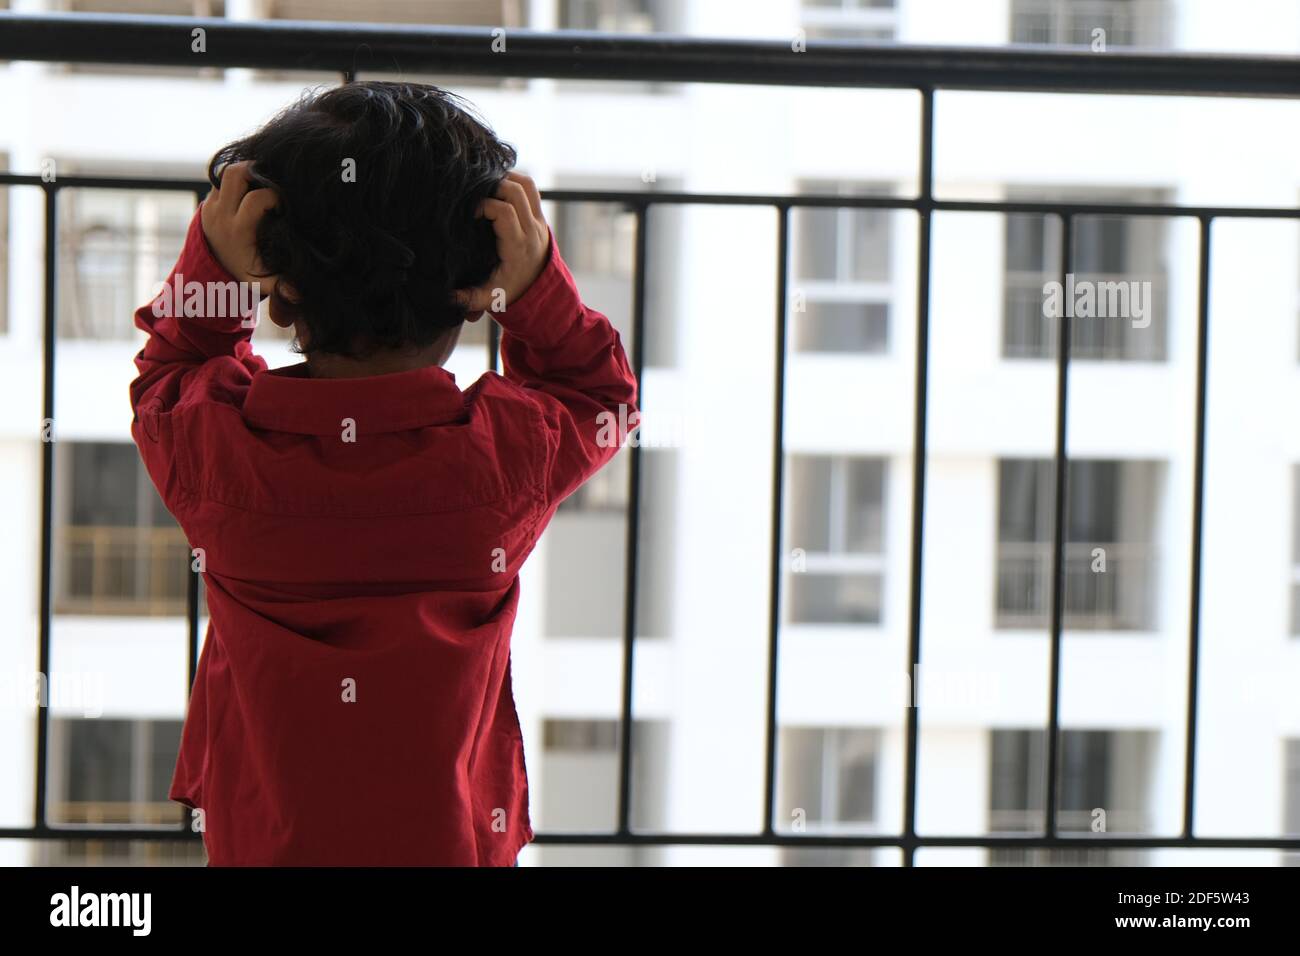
[[560, 0, 674, 32], [58, 186, 194, 342], [544, 450, 627, 639], [53, 164, 292, 346], [558, 1, 682, 93], [995, 458, 1161, 631], [60, 1, 227, 79], [545, 718, 620, 750], [40, 717, 205, 864], [1003, 190, 1169, 361], [546, 448, 676, 640], [786, 455, 885, 625], [268, 0, 519, 26], [555, 200, 637, 281], [777, 726, 879, 865], [1010, 0, 1171, 49], [989, 728, 1155, 865], [552, 175, 682, 366], [539, 718, 668, 848], [550, 192, 635, 350], [61, 0, 222, 11], [779, 726, 878, 825], [792, 181, 893, 354], [260, 1, 526, 86], [795, 300, 889, 352], [800, 0, 898, 42], [54, 442, 192, 616], [635, 448, 677, 639], [49, 717, 183, 823]]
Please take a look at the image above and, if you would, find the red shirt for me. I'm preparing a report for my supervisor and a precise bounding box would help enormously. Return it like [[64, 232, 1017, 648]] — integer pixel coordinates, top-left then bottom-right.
[[130, 207, 636, 865]]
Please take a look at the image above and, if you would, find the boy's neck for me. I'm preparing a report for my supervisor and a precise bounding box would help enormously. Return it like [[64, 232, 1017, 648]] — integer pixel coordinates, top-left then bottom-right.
[[300, 326, 462, 380], [304, 347, 445, 380]]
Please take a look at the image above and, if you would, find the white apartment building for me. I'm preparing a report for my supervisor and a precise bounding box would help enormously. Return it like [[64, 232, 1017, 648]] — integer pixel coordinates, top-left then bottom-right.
[[0, 0, 1298, 866]]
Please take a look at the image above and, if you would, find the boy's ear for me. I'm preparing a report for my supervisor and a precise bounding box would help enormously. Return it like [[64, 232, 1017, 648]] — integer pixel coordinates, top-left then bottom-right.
[[267, 279, 301, 329], [275, 277, 300, 302]]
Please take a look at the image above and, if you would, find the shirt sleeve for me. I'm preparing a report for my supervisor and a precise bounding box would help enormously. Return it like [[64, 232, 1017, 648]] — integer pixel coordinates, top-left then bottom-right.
[[494, 227, 639, 509], [129, 204, 267, 513]]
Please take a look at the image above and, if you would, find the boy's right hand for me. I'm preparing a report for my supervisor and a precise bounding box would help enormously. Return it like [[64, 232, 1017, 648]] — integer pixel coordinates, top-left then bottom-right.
[[455, 171, 551, 317], [201, 160, 279, 290]]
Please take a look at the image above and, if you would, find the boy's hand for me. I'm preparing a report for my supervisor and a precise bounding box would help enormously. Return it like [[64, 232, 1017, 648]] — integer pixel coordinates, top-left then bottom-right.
[[455, 171, 551, 317], [201, 160, 278, 290]]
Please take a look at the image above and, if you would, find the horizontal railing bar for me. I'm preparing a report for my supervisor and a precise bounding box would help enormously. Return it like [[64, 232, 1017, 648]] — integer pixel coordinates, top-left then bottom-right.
[[2, 175, 1298, 220], [932, 199, 1300, 219], [2, 12, 1300, 97], [0, 827, 200, 839], [0, 174, 209, 191], [533, 834, 1300, 850], [3, 826, 1300, 851]]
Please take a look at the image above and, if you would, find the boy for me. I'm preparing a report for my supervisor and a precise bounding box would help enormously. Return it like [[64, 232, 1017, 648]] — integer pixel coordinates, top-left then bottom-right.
[[129, 82, 637, 866]]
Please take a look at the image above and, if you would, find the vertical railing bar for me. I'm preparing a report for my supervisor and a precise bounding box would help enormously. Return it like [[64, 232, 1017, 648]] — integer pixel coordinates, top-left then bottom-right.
[[615, 200, 649, 836], [1183, 215, 1212, 838], [1045, 212, 1073, 838], [902, 86, 935, 868], [34, 183, 58, 831], [762, 203, 791, 837]]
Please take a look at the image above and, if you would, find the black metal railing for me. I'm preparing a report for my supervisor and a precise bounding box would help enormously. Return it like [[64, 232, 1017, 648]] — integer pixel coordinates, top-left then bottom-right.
[[2, 12, 1300, 865]]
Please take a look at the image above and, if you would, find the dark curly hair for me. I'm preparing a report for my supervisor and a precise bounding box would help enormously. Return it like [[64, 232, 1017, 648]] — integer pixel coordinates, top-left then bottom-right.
[[208, 81, 517, 358]]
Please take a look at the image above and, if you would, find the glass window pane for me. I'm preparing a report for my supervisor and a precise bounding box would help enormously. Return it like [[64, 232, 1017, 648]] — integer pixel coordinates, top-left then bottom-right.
[[789, 572, 882, 624], [789, 455, 832, 552], [846, 458, 886, 553]]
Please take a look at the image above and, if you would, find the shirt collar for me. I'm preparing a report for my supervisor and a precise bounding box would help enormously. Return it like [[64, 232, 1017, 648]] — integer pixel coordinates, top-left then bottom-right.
[[242, 362, 468, 436]]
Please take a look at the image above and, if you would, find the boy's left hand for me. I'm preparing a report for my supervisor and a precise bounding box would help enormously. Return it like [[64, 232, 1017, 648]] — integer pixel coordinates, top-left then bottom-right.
[[455, 171, 551, 317], [202, 160, 279, 291]]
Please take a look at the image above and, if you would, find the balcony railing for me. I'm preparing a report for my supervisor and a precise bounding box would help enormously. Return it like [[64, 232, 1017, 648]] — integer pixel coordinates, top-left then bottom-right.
[[989, 808, 1151, 834], [58, 228, 188, 341], [2, 12, 1300, 865], [41, 801, 200, 866], [52, 800, 184, 827], [988, 808, 1153, 866], [1003, 271, 1168, 361], [1010, 0, 1172, 49], [56, 525, 191, 617], [996, 541, 1155, 631]]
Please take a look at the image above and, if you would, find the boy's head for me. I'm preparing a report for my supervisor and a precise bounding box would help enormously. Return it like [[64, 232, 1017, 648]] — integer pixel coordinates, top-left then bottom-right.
[[208, 81, 517, 359]]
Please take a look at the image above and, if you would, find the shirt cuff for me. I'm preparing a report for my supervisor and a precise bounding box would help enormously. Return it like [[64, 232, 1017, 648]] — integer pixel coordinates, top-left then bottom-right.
[[491, 225, 583, 349], [156, 206, 260, 327]]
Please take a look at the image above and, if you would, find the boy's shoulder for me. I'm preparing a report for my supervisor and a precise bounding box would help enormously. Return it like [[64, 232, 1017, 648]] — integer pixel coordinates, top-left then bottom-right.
[[465, 369, 539, 408]]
